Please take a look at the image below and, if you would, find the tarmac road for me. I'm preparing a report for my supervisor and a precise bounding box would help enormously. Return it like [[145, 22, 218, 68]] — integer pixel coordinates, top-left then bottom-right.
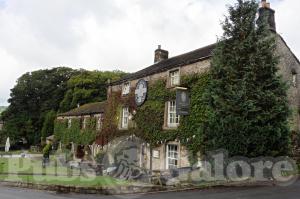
[[0, 180, 300, 199]]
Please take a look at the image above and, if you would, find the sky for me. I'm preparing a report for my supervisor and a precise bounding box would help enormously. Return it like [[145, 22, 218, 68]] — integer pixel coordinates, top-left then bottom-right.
[[0, 0, 299, 106]]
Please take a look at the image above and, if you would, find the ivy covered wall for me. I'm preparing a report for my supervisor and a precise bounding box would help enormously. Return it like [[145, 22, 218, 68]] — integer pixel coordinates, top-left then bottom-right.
[[54, 117, 97, 146], [53, 72, 211, 162], [100, 73, 211, 157]]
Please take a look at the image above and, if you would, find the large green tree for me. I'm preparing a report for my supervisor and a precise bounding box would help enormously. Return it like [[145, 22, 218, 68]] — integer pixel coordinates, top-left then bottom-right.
[[59, 70, 126, 112], [1, 68, 126, 145], [41, 110, 57, 142], [204, 0, 290, 157], [1, 67, 78, 144]]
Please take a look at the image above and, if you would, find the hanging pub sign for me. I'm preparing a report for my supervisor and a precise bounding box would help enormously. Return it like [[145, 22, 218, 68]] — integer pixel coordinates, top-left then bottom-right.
[[176, 87, 190, 115], [135, 79, 148, 106]]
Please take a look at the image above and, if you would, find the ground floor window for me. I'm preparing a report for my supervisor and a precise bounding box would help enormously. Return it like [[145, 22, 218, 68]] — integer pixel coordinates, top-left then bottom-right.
[[166, 144, 179, 169]]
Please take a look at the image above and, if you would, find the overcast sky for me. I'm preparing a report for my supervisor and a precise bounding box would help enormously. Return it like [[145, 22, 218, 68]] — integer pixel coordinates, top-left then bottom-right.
[[0, 0, 299, 106]]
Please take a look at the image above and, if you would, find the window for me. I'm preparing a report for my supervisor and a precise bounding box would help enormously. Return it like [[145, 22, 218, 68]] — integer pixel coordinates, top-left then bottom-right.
[[82, 117, 87, 129], [292, 73, 297, 87], [122, 82, 130, 95], [68, 118, 72, 129], [167, 101, 180, 128], [166, 144, 179, 169], [96, 114, 103, 131], [121, 107, 129, 129], [169, 70, 180, 87]]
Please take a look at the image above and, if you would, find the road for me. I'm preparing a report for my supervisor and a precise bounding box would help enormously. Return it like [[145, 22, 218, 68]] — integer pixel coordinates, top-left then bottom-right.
[[1, 180, 300, 199]]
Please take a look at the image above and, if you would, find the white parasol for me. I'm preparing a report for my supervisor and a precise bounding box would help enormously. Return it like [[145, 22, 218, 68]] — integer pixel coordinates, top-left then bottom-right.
[[5, 137, 10, 152]]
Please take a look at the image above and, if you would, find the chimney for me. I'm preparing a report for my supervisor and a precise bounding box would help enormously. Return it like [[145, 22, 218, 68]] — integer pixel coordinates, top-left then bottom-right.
[[257, 0, 276, 32], [154, 45, 169, 63]]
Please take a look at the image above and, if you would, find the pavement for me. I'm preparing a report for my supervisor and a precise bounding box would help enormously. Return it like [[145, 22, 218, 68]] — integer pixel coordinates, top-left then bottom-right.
[[0, 180, 300, 199]]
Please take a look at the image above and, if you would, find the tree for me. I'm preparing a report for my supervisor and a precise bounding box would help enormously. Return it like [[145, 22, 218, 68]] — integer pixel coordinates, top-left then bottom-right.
[[1, 67, 78, 145], [59, 70, 126, 112], [41, 110, 56, 142], [1, 67, 126, 145], [204, 0, 290, 157]]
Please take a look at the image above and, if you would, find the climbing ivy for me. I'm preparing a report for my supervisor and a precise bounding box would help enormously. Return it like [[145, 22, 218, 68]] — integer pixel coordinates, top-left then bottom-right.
[[54, 117, 97, 146], [100, 73, 211, 157], [177, 73, 211, 157], [134, 79, 176, 146], [54, 72, 211, 161]]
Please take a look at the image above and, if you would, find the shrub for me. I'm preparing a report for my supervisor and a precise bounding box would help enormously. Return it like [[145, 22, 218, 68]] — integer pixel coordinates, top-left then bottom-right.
[[43, 143, 52, 158]]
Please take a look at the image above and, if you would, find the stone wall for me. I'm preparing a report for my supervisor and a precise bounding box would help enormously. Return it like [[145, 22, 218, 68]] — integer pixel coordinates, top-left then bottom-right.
[[276, 34, 300, 132]]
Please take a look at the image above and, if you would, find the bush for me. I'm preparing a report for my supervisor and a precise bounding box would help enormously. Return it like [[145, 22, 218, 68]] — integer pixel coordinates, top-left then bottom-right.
[[42, 143, 52, 158]]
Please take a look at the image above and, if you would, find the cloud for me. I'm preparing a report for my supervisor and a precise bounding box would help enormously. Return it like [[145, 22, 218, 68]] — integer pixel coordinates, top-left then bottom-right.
[[0, 0, 298, 106]]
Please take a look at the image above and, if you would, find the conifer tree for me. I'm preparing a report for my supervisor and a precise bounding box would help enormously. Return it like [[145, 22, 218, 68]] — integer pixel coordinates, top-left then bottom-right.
[[204, 0, 290, 157]]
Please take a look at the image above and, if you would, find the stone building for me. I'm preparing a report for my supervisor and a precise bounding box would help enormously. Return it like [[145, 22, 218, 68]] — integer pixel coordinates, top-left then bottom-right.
[[57, 1, 300, 170], [106, 1, 300, 171], [57, 101, 106, 157]]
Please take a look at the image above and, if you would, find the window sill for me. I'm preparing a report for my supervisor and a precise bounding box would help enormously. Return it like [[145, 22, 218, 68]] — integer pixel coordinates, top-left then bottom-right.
[[163, 125, 179, 130], [119, 127, 129, 131], [166, 84, 180, 89]]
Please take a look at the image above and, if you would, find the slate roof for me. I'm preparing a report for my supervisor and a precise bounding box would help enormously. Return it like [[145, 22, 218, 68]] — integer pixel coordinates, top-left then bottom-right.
[[58, 101, 106, 117], [111, 43, 216, 85]]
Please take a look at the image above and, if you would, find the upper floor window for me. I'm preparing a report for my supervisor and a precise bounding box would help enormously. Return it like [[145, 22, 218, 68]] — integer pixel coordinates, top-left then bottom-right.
[[68, 118, 72, 129], [122, 82, 130, 95], [82, 117, 87, 129], [167, 101, 180, 128], [121, 107, 129, 129], [169, 70, 180, 87], [96, 114, 103, 131]]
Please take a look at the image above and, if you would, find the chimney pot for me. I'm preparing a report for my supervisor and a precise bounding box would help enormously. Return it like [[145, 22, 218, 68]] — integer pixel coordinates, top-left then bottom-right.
[[261, 0, 267, 8]]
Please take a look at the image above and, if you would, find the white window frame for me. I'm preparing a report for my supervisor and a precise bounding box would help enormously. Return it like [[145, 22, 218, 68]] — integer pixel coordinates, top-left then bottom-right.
[[169, 70, 180, 87], [121, 107, 129, 129], [166, 144, 179, 169], [167, 101, 180, 128], [82, 117, 87, 129], [68, 118, 72, 129], [96, 114, 103, 131], [122, 82, 130, 95]]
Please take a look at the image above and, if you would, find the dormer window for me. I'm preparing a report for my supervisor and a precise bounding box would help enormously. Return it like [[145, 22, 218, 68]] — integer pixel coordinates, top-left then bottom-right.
[[169, 70, 180, 87], [122, 82, 130, 95]]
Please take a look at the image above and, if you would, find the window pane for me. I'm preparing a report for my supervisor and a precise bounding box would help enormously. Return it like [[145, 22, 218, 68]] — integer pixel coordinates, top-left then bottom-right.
[[122, 107, 129, 128], [167, 101, 180, 127], [122, 82, 130, 95], [170, 70, 179, 86], [167, 144, 179, 169]]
